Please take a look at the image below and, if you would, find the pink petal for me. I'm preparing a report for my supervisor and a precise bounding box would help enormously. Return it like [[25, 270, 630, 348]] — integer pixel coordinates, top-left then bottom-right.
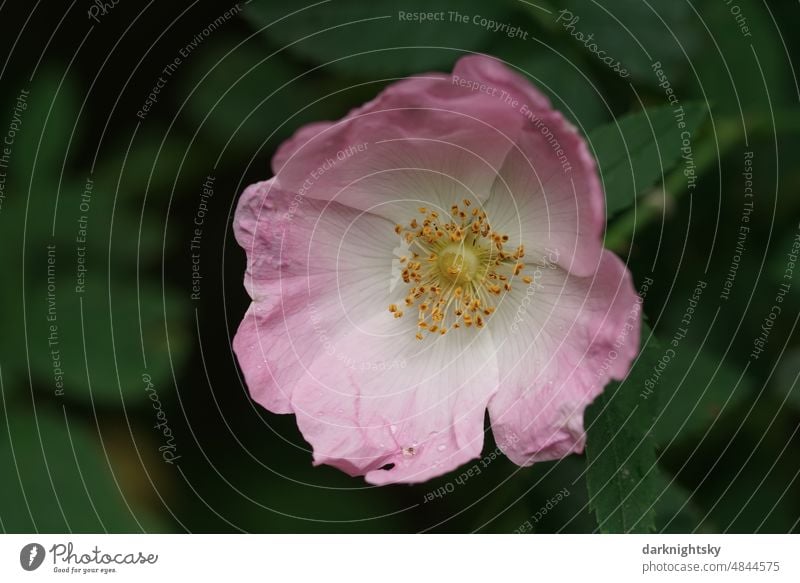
[[483, 110, 605, 277], [233, 178, 405, 415], [487, 251, 641, 465], [233, 290, 316, 414], [270, 58, 534, 224], [234, 178, 397, 296], [452, 54, 551, 113], [291, 318, 500, 485]]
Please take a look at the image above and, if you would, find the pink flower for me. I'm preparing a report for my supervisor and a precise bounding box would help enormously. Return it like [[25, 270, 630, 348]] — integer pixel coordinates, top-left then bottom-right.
[[233, 55, 641, 485]]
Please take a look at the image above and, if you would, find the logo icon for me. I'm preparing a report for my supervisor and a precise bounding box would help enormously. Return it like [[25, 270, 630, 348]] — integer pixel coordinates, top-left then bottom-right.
[[20, 543, 46, 571]]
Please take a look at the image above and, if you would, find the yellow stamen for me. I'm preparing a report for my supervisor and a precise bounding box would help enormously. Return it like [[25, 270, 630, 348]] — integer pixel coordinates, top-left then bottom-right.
[[389, 198, 531, 339]]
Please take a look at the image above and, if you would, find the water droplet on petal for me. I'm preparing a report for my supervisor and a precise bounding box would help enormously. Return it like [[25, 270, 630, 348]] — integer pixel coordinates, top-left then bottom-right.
[[402, 446, 416, 458], [437, 444, 446, 452], [389, 425, 398, 434]]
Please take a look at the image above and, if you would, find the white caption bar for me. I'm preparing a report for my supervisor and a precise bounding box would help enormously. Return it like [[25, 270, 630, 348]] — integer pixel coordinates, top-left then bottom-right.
[[0, 534, 796, 582]]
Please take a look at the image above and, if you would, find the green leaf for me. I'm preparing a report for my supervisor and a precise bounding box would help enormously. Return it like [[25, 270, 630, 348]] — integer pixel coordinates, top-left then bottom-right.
[[0, 405, 147, 532], [774, 348, 800, 410], [653, 346, 751, 445], [557, 0, 701, 83], [585, 322, 661, 533], [653, 470, 714, 533], [694, 0, 791, 115], [589, 103, 707, 219], [243, 0, 515, 77], [488, 37, 610, 130]]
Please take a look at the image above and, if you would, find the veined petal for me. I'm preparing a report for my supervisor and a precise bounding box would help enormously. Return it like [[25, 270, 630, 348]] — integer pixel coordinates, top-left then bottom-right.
[[233, 178, 410, 415], [482, 110, 605, 277], [487, 251, 640, 465], [234, 178, 398, 295], [291, 315, 500, 485], [271, 62, 532, 224]]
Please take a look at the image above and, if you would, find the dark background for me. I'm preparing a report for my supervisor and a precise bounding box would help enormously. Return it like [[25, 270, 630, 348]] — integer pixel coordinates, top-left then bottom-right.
[[0, 0, 798, 533]]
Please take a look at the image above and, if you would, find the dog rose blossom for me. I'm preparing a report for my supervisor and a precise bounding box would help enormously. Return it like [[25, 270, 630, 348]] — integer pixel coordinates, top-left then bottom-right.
[[233, 55, 640, 484]]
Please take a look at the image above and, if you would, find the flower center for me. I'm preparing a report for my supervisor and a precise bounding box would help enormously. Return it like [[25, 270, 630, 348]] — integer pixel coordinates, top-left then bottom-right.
[[389, 200, 532, 339], [438, 244, 480, 284]]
